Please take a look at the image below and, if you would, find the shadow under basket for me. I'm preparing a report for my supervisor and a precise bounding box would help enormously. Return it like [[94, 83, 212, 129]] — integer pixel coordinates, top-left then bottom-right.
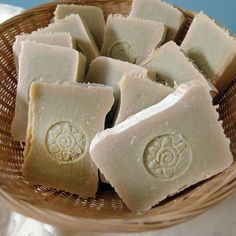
[[0, 0, 235, 233]]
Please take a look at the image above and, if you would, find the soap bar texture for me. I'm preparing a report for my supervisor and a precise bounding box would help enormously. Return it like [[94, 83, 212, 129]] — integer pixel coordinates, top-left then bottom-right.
[[141, 41, 217, 94], [13, 32, 74, 73], [86, 57, 149, 107], [38, 14, 100, 64], [54, 4, 105, 49], [23, 82, 114, 197], [90, 80, 233, 211], [129, 0, 185, 41], [115, 74, 174, 124], [11, 41, 86, 141], [181, 12, 236, 93], [101, 14, 166, 64]]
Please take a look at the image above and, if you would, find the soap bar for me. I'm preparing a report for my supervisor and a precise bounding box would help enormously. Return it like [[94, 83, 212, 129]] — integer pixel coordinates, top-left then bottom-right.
[[101, 73, 173, 184], [101, 14, 166, 64], [181, 12, 236, 93], [11, 41, 86, 141], [90, 80, 233, 211], [13, 32, 74, 73], [23, 82, 114, 197], [115, 74, 174, 124], [38, 14, 100, 64], [141, 41, 217, 94], [129, 0, 185, 41], [54, 4, 105, 49], [86, 57, 149, 107]]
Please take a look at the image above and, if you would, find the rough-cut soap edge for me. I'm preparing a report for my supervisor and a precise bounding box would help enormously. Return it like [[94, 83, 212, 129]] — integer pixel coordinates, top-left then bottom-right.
[[30, 31, 77, 48], [114, 73, 174, 125], [199, 12, 235, 39], [130, 0, 185, 18], [37, 14, 100, 59], [53, 4, 105, 20], [90, 80, 229, 150], [181, 12, 235, 47], [129, 0, 186, 41], [23, 82, 106, 197], [101, 14, 167, 63], [53, 4, 105, 49], [62, 14, 100, 57], [90, 80, 233, 211], [86, 56, 150, 82], [180, 12, 236, 92], [20, 39, 79, 56], [13, 32, 75, 73], [27, 80, 114, 92], [76, 52, 87, 82], [107, 13, 166, 28], [141, 41, 218, 95]]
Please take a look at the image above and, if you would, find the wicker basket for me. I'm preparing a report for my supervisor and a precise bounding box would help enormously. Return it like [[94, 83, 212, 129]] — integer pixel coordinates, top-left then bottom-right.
[[0, 0, 235, 232]]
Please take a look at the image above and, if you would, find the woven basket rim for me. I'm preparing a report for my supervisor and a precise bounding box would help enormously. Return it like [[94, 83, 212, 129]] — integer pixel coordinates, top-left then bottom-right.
[[0, 1, 235, 233]]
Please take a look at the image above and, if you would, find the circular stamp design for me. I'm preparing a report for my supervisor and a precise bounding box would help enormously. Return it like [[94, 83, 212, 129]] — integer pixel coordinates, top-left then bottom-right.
[[143, 134, 192, 180], [109, 42, 137, 63], [45, 121, 86, 164]]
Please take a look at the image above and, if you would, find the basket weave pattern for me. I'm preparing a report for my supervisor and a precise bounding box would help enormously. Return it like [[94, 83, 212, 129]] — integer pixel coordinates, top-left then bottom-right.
[[0, 0, 235, 232]]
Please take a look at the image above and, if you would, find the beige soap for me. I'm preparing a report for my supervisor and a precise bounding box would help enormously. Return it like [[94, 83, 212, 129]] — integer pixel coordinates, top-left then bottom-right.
[[13, 32, 74, 73], [23, 82, 114, 197], [86, 57, 149, 107], [101, 14, 166, 64], [38, 14, 100, 64], [115, 74, 174, 124], [141, 41, 217, 94], [11, 41, 86, 141], [54, 4, 105, 49], [129, 0, 185, 41], [90, 80, 233, 211], [181, 12, 236, 93]]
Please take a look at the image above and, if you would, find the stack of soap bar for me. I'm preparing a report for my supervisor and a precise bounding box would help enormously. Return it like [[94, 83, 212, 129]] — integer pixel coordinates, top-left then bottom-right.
[[141, 41, 217, 94], [90, 80, 233, 211], [86, 57, 149, 106], [129, 0, 185, 41], [11, 41, 86, 141], [181, 12, 236, 93], [13, 32, 74, 73], [115, 73, 174, 124], [23, 82, 114, 197], [54, 4, 105, 49], [101, 14, 166, 64], [38, 14, 100, 64]]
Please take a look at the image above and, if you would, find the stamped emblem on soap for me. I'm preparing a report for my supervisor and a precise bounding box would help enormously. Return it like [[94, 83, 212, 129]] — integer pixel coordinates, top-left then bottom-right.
[[143, 134, 192, 180], [109, 42, 137, 63], [45, 121, 86, 164]]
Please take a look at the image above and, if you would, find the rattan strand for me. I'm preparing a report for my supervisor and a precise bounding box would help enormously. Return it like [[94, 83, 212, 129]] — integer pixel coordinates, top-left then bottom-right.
[[0, 0, 235, 232]]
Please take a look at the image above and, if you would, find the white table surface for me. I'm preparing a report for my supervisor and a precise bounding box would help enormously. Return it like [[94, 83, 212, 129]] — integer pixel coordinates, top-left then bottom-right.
[[0, 4, 236, 236]]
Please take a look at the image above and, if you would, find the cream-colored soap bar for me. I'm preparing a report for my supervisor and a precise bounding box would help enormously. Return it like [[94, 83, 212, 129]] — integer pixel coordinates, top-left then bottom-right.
[[54, 4, 105, 49], [141, 41, 217, 94], [181, 12, 236, 93], [101, 14, 166, 64], [11, 41, 86, 142], [115, 74, 174, 124], [129, 0, 185, 41], [86, 57, 149, 106], [13, 32, 74, 73], [90, 80, 233, 211], [101, 73, 173, 183], [24, 82, 114, 197], [38, 14, 100, 64]]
